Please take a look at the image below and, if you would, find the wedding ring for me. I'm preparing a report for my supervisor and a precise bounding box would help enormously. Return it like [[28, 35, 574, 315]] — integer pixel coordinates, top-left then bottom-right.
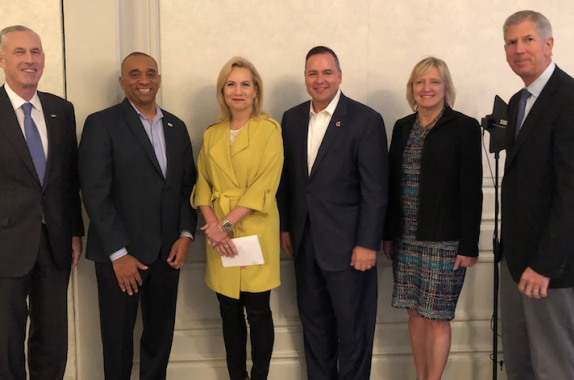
[[366, 265, 372, 269]]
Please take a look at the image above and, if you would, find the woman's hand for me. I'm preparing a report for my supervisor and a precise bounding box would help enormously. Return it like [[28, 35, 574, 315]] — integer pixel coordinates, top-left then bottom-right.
[[382, 240, 393, 261], [453, 255, 478, 270], [201, 221, 228, 246], [213, 236, 238, 257]]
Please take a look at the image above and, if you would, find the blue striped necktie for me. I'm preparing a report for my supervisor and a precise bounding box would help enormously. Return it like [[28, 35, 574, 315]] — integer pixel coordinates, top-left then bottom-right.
[[515, 89, 532, 139], [21, 102, 46, 184]]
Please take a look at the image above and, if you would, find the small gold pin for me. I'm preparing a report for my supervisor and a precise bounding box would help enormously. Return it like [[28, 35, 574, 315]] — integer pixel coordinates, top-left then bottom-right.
[[168, 122, 173, 127], [51, 114, 57, 118]]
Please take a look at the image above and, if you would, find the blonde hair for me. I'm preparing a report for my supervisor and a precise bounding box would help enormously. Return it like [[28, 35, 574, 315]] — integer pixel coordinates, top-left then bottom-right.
[[406, 56, 456, 112], [216, 56, 265, 123]]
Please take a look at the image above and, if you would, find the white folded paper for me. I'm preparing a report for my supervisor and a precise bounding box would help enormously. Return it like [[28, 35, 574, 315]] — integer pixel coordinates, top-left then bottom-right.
[[221, 235, 265, 268]]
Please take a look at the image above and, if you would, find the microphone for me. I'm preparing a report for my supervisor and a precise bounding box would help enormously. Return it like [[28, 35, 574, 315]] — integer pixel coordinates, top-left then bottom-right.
[[481, 95, 508, 154]]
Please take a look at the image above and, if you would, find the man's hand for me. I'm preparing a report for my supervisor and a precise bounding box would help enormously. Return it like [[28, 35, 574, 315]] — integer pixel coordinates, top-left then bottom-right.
[[382, 240, 393, 261], [350, 246, 376, 271], [168, 236, 191, 269], [519, 267, 550, 298], [453, 255, 478, 270], [71, 236, 83, 269], [280, 232, 293, 256], [112, 254, 148, 295]]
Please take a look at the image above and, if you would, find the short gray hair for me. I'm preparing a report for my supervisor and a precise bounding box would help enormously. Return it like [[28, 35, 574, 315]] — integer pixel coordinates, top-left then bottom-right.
[[0, 25, 40, 52], [503, 11, 553, 41]]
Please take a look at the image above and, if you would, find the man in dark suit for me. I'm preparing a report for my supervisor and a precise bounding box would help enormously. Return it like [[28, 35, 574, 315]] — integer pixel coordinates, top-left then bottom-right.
[[79, 52, 197, 380], [277, 46, 388, 380], [500, 10, 574, 380], [0, 25, 84, 380]]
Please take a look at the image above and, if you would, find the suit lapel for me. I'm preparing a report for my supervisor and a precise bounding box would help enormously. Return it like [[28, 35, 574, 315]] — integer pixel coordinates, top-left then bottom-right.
[[230, 119, 250, 158], [295, 103, 310, 177], [0, 86, 42, 185], [506, 68, 562, 168], [121, 99, 164, 179], [38, 92, 58, 190], [209, 122, 240, 187], [309, 94, 347, 179], [162, 113, 177, 182]]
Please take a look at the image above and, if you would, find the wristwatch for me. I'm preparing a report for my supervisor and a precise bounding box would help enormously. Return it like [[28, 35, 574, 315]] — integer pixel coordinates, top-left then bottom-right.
[[221, 217, 233, 233]]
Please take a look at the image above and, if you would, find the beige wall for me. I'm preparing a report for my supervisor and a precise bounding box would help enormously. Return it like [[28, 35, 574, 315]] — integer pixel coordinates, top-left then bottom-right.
[[4, 0, 574, 379]]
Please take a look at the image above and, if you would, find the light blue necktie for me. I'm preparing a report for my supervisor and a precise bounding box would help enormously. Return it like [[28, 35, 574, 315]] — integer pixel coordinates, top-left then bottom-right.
[[21, 102, 46, 184], [515, 89, 532, 139]]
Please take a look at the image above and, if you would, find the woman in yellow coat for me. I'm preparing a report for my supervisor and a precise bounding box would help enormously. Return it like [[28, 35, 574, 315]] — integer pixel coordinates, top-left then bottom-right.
[[192, 56, 283, 380]]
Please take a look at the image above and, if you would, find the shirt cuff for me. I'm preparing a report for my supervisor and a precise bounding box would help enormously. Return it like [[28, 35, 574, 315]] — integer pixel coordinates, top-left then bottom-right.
[[180, 230, 194, 241], [110, 247, 128, 261]]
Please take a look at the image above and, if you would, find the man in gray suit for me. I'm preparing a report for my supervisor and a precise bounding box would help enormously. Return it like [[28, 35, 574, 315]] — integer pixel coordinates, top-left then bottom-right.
[[500, 10, 574, 380]]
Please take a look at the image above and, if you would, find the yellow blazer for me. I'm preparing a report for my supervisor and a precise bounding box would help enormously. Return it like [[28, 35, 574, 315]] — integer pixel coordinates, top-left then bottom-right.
[[192, 116, 284, 299]]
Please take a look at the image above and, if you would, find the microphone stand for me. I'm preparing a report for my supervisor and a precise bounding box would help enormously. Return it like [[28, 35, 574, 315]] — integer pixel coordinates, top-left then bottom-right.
[[481, 95, 508, 380]]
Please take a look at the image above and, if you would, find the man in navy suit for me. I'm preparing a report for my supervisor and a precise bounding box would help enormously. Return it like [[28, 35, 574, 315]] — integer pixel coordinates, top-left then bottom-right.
[[79, 52, 197, 380], [500, 10, 574, 380], [0, 25, 84, 380], [277, 46, 388, 380]]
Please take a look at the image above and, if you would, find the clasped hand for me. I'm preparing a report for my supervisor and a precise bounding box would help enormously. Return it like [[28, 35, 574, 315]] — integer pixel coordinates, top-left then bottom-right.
[[201, 221, 238, 258]]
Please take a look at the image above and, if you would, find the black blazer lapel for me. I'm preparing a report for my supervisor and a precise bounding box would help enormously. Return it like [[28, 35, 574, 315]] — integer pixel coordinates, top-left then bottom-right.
[[38, 92, 59, 190], [162, 113, 179, 183], [506, 67, 562, 168], [309, 93, 348, 179], [294, 102, 311, 178], [120, 98, 164, 179], [0, 86, 41, 185]]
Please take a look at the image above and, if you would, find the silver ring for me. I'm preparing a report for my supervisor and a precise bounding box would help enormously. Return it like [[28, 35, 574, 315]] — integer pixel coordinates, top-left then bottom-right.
[[366, 265, 372, 269]]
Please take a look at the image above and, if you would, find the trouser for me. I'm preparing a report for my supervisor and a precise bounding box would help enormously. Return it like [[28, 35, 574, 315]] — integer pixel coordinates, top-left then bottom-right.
[[217, 290, 274, 380], [500, 258, 574, 380], [294, 225, 378, 380], [95, 257, 180, 380], [0, 225, 70, 380]]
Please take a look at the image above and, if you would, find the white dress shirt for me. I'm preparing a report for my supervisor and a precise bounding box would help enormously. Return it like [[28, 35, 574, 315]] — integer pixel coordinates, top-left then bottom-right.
[[521, 61, 556, 127], [307, 89, 341, 174], [4, 83, 48, 158]]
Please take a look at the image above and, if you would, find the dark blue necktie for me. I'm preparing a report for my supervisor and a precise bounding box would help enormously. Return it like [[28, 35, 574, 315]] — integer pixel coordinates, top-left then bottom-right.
[[21, 102, 46, 184], [515, 89, 532, 139]]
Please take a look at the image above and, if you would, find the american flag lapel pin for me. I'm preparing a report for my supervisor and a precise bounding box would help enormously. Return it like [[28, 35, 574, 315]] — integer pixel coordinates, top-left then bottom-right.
[[168, 122, 173, 127], [335, 121, 341, 127]]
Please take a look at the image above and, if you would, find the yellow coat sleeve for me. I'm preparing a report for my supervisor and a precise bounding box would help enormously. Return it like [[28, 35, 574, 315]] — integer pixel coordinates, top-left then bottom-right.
[[237, 122, 284, 214]]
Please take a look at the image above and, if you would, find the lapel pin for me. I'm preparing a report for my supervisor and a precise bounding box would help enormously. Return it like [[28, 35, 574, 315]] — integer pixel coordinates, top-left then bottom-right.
[[335, 121, 341, 127], [168, 122, 173, 127], [51, 114, 57, 118]]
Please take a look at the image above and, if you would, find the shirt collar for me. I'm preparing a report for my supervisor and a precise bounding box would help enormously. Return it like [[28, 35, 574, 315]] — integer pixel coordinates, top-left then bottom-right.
[[4, 83, 42, 112], [526, 61, 556, 98], [129, 101, 163, 123], [309, 89, 341, 117]]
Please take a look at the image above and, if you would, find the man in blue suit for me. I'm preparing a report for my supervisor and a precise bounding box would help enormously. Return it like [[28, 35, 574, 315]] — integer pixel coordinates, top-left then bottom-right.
[[277, 46, 388, 380], [79, 52, 197, 380]]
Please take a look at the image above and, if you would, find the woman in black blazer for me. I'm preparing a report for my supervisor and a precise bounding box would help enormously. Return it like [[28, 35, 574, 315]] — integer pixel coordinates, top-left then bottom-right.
[[382, 57, 483, 380]]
